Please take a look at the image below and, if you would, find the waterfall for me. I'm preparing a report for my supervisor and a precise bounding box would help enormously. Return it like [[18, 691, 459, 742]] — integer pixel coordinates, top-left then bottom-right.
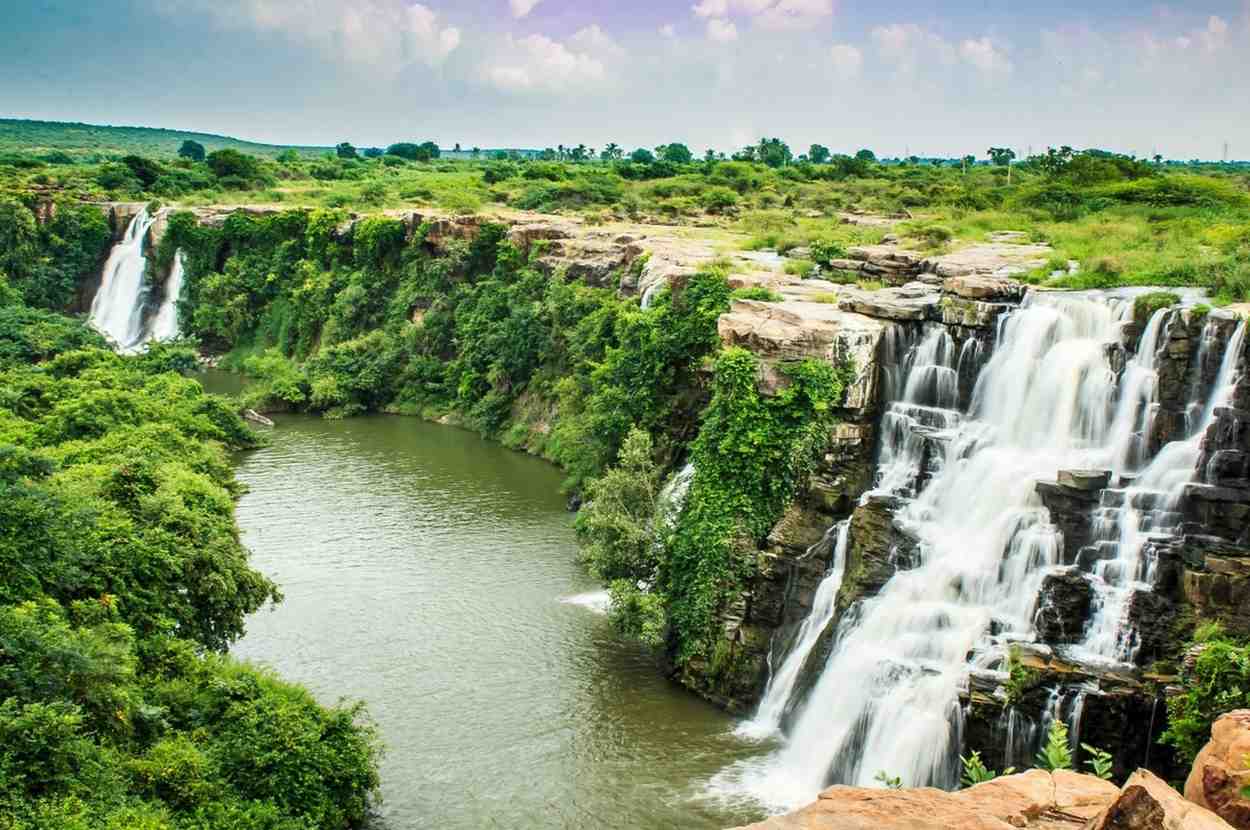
[[89, 208, 157, 352], [738, 520, 851, 739], [1078, 318, 1246, 662], [149, 250, 185, 343], [714, 292, 1242, 811]]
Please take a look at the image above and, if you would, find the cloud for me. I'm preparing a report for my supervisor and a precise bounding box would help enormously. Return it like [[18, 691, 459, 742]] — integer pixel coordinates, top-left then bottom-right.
[[509, 0, 541, 18], [660, 23, 677, 39], [692, 0, 831, 30], [706, 18, 739, 42], [829, 43, 862, 79], [569, 24, 625, 59], [481, 31, 612, 93], [871, 22, 955, 73], [959, 36, 1013, 74], [151, 0, 460, 69]]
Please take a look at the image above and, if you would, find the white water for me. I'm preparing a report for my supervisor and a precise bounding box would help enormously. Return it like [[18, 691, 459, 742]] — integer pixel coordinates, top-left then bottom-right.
[[715, 293, 1242, 811], [89, 208, 157, 351], [149, 250, 185, 343], [88, 210, 184, 351], [738, 520, 851, 740], [1078, 318, 1246, 661]]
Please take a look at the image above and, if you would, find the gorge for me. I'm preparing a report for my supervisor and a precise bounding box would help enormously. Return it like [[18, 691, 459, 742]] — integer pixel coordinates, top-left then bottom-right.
[[61, 196, 1250, 826]]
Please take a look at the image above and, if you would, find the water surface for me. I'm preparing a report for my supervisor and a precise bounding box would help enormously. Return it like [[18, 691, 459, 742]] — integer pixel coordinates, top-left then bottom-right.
[[223, 411, 763, 829]]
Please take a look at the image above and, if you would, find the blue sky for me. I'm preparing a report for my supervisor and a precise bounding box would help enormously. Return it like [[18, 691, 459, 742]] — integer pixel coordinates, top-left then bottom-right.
[[4, 0, 1249, 158]]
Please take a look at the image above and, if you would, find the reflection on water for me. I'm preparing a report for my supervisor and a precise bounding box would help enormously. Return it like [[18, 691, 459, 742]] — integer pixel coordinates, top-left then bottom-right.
[[223, 410, 764, 829]]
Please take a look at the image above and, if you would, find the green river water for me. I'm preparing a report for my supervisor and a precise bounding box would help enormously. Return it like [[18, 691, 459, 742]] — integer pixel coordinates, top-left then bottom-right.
[[213, 396, 768, 828]]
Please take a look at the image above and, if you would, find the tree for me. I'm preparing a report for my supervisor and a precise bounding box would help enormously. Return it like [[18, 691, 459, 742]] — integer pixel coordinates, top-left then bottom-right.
[[418, 141, 441, 160], [756, 137, 793, 168], [855, 148, 877, 162], [988, 147, 1017, 167], [601, 143, 623, 161], [362, 147, 385, 158], [630, 148, 656, 164], [177, 140, 205, 162], [454, 142, 462, 152], [205, 149, 259, 180], [336, 142, 357, 159], [704, 148, 717, 162], [658, 143, 693, 164], [121, 155, 162, 188], [386, 143, 420, 160], [808, 144, 831, 164]]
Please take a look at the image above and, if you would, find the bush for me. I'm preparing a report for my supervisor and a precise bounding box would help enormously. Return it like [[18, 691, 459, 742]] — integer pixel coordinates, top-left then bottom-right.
[[1162, 627, 1250, 765], [700, 186, 739, 214], [1133, 291, 1180, 326]]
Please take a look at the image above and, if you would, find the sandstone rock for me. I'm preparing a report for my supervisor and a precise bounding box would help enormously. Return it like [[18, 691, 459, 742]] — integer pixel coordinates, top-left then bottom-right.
[[941, 297, 1015, 329], [943, 274, 1026, 302], [926, 242, 1052, 280], [728, 770, 1118, 830], [1088, 769, 1234, 830], [835, 283, 940, 322], [1185, 710, 1250, 828]]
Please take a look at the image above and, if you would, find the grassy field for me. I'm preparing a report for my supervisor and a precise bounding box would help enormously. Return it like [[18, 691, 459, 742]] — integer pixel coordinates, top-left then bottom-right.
[[3, 119, 1249, 302]]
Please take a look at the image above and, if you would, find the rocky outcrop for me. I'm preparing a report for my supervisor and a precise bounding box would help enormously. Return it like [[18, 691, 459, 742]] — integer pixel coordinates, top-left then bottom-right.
[[1087, 769, 1234, 830], [729, 770, 1119, 830], [1185, 710, 1250, 828], [1033, 569, 1093, 643]]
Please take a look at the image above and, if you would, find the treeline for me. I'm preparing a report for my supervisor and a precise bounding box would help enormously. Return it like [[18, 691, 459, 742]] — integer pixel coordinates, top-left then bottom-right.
[[0, 280, 380, 823]]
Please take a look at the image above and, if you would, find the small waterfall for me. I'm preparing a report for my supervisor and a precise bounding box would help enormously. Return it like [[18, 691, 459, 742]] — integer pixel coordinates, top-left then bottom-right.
[[997, 707, 1036, 770], [739, 520, 851, 739], [713, 292, 1243, 811], [149, 250, 185, 343], [1078, 318, 1246, 662], [656, 463, 695, 532], [89, 208, 157, 352]]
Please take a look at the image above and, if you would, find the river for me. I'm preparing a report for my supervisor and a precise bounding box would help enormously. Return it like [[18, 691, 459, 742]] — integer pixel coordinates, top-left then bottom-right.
[[216, 404, 764, 828]]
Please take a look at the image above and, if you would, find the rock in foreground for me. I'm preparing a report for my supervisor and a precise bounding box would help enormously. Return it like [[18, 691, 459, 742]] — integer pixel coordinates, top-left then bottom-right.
[[1088, 769, 1233, 830], [1186, 710, 1250, 828], [729, 770, 1118, 829]]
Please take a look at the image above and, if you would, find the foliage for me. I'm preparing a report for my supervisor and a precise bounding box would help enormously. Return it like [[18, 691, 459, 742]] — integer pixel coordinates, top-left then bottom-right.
[[1161, 627, 1250, 766], [178, 140, 206, 162], [0, 198, 111, 310], [960, 751, 1013, 787], [873, 771, 902, 789], [1081, 744, 1114, 780], [1004, 645, 1042, 704], [0, 297, 381, 826], [730, 286, 782, 302], [660, 348, 848, 659], [1035, 720, 1074, 771], [574, 428, 662, 586], [1133, 291, 1180, 326]]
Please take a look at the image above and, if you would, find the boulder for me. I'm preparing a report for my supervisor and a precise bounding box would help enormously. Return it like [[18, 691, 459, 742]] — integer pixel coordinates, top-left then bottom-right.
[[942, 274, 1026, 302], [1087, 769, 1234, 830], [728, 770, 1118, 829], [1185, 710, 1250, 828]]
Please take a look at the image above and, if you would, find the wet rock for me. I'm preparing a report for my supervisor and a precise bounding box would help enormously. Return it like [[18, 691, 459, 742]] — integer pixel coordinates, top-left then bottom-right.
[[1087, 769, 1234, 830], [1036, 479, 1101, 558], [1033, 569, 1092, 644], [940, 297, 1015, 329], [241, 409, 275, 427], [1185, 710, 1250, 829], [836, 495, 916, 618], [1058, 469, 1111, 490], [729, 769, 1119, 830], [1183, 484, 1250, 546]]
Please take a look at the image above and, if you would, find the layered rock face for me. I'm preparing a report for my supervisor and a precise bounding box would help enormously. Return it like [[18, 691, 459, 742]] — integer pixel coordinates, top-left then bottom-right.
[[1186, 711, 1250, 829]]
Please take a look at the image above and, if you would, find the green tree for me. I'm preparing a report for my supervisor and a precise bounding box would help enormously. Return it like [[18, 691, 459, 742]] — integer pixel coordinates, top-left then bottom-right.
[[855, 148, 876, 162], [575, 427, 661, 585], [630, 148, 656, 164], [988, 147, 1017, 167], [658, 143, 693, 164], [177, 140, 206, 161], [756, 137, 793, 168], [808, 144, 831, 164], [601, 142, 623, 161], [336, 141, 358, 159], [205, 148, 260, 179]]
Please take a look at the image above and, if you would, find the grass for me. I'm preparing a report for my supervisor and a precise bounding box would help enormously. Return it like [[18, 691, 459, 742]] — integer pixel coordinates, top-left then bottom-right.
[[5, 118, 1250, 302]]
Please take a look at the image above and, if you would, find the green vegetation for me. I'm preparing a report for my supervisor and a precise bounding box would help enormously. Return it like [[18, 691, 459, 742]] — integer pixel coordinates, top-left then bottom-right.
[[1081, 744, 1114, 780], [1133, 291, 1182, 326], [1161, 623, 1250, 766], [959, 751, 1013, 787], [1003, 645, 1042, 704], [1035, 720, 1074, 772], [0, 287, 380, 827]]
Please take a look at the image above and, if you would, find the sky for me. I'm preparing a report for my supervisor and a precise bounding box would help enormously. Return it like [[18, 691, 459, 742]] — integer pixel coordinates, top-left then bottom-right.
[[3, 0, 1249, 159]]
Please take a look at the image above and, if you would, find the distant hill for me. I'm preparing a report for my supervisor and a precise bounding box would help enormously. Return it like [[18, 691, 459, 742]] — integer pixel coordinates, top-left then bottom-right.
[[0, 118, 330, 159]]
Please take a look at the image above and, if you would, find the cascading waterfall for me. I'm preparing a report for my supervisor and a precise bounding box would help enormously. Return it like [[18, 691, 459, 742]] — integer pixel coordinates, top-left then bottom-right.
[[1078, 318, 1246, 662], [738, 520, 851, 739], [149, 250, 186, 343], [89, 208, 157, 351], [715, 292, 1243, 811]]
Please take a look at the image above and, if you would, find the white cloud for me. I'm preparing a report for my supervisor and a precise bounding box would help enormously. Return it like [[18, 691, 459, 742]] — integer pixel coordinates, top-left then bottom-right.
[[509, 0, 541, 19], [693, 0, 832, 30], [152, 0, 460, 69], [959, 36, 1013, 74], [660, 23, 677, 38], [569, 24, 625, 59], [706, 18, 739, 42], [481, 32, 610, 93], [871, 22, 955, 73], [829, 43, 862, 79]]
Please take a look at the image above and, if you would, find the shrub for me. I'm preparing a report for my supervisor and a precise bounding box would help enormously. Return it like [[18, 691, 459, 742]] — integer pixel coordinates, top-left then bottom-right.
[[730, 286, 782, 302], [1133, 291, 1180, 326], [700, 186, 739, 214], [1161, 627, 1250, 765]]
